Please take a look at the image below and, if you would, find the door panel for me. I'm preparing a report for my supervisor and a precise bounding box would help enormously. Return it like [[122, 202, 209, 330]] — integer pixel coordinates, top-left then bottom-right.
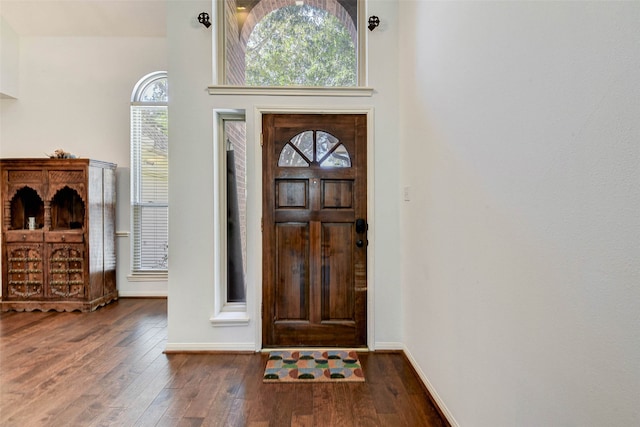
[[263, 114, 367, 348], [276, 180, 308, 209], [275, 223, 309, 321], [322, 180, 353, 208], [321, 222, 354, 320]]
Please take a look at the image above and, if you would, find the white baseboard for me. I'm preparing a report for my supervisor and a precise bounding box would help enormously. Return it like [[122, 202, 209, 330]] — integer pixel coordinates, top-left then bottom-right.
[[402, 346, 459, 427], [118, 291, 168, 298], [373, 341, 404, 351], [164, 342, 256, 352]]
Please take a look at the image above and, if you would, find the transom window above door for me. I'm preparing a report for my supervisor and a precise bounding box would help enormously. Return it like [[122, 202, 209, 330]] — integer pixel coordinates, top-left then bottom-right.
[[219, 0, 364, 88], [278, 130, 352, 168]]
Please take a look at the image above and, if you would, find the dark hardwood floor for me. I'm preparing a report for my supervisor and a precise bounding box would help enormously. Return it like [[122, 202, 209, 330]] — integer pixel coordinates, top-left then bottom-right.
[[0, 298, 447, 426]]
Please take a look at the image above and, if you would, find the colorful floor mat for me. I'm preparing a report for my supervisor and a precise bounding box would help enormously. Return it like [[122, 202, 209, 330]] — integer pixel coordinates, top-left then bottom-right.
[[263, 349, 365, 382]]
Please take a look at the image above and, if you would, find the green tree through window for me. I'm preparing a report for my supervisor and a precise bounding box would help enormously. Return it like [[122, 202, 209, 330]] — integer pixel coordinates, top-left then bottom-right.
[[245, 5, 356, 87]]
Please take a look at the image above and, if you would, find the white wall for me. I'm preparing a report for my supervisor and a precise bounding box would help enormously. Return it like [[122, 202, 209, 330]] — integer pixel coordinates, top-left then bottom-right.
[[0, 17, 19, 98], [166, 0, 403, 350], [0, 35, 168, 296], [399, 1, 640, 426]]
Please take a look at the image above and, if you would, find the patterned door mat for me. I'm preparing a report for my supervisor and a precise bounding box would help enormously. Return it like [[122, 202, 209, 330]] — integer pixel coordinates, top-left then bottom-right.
[[263, 349, 365, 382]]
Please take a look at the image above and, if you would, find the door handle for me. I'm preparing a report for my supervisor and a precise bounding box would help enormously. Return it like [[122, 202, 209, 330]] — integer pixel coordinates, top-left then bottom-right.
[[355, 218, 367, 234]]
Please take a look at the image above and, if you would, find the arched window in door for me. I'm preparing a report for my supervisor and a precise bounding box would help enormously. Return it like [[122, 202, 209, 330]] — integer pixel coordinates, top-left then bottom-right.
[[278, 130, 351, 168]]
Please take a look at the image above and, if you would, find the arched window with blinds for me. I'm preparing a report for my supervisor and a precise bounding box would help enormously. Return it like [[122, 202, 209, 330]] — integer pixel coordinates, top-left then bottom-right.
[[130, 71, 168, 273]]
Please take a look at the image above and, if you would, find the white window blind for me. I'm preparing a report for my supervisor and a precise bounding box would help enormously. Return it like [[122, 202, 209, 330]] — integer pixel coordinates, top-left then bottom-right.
[[131, 72, 168, 273], [131, 105, 168, 271]]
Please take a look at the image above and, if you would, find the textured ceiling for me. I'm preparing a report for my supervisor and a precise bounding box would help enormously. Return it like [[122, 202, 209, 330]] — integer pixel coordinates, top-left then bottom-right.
[[0, 0, 166, 37]]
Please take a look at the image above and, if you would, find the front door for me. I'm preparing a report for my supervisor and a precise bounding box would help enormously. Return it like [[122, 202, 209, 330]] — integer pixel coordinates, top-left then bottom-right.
[[262, 114, 367, 348]]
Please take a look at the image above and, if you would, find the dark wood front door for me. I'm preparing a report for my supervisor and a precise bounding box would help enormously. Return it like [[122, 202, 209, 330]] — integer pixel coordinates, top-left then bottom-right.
[[262, 114, 367, 348]]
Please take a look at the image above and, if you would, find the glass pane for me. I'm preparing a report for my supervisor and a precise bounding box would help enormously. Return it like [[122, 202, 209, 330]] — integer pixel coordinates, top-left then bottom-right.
[[316, 131, 339, 162], [320, 144, 351, 168], [290, 131, 314, 162], [225, 119, 247, 303], [226, 1, 358, 87], [279, 143, 310, 167], [133, 204, 168, 271], [134, 107, 168, 204], [139, 78, 168, 103]]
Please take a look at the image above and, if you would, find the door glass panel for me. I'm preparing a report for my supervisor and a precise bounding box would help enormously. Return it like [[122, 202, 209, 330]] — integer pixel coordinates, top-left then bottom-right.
[[316, 131, 339, 161], [320, 144, 351, 168], [278, 130, 351, 168], [290, 131, 314, 162], [278, 144, 310, 167]]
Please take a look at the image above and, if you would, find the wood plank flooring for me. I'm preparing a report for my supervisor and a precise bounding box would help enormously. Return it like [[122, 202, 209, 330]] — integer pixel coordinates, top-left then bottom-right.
[[0, 298, 447, 427]]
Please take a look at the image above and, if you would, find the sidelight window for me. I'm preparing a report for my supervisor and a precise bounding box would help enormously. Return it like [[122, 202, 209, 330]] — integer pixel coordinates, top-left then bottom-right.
[[224, 117, 247, 304], [213, 111, 248, 311]]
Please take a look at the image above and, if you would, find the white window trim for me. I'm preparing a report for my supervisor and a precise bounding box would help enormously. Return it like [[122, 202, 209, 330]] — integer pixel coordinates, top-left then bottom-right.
[[207, 85, 374, 97], [212, 0, 369, 90], [210, 310, 250, 326], [210, 110, 249, 327], [127, 272, 169, 282]]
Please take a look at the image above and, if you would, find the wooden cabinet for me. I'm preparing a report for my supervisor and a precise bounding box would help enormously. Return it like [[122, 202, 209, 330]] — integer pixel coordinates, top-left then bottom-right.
[[1, 158, 117, 312]]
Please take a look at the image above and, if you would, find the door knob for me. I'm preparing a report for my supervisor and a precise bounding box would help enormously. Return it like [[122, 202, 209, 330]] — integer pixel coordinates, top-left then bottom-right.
[[355, 218, 367, 234], [356, 239, 364, 247]]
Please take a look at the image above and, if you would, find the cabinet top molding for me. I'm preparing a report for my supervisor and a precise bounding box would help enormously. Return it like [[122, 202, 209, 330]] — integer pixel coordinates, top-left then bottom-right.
[[0, 158, 117, 168]]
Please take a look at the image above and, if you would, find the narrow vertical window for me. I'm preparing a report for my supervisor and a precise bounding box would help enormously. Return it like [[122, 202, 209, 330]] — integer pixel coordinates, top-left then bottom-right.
[[130, 72, 168, 273], [224, 118, 247, 303]]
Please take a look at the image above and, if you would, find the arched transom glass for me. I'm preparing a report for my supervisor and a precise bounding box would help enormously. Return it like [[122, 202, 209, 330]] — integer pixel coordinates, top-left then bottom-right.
[[278, 130, 351, 168], [131, 71, 168, 103]]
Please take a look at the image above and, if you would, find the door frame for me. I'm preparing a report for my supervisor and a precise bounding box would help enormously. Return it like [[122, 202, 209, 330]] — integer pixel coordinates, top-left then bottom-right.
[[253, 106, 375, 351]]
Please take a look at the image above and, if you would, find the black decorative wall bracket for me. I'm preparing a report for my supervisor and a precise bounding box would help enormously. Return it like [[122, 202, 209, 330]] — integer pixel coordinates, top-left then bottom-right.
[[198, 12, 211, 28], [368, 16, 380, 31]]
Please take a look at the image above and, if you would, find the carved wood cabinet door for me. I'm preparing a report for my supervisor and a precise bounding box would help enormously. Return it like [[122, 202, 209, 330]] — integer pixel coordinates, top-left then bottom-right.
[[262, 114, 367, 348]]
